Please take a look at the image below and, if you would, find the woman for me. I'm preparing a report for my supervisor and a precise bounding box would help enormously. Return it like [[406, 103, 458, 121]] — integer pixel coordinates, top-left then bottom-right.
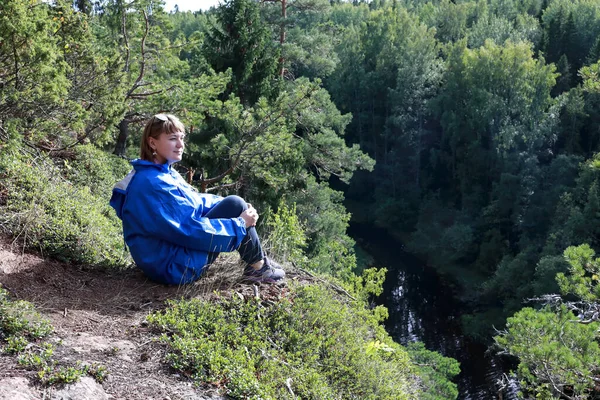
[[110, 113, 285, 285]]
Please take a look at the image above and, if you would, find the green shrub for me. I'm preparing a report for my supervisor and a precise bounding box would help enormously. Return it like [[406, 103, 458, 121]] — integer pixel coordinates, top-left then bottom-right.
[[148, 283, 440, 399], [406, 342, 460, 400], [17, 343, 55, 370], [60, 144, 131, 200], [0, 138, 130, 268], [265, 200, 307, 265], [291, 177, 358, 279], [1, 287, 107, 386], [0, 288, 53, 343]]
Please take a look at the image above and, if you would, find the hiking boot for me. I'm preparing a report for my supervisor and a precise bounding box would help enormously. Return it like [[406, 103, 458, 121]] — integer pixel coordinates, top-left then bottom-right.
[[243, 257, 285, 283]]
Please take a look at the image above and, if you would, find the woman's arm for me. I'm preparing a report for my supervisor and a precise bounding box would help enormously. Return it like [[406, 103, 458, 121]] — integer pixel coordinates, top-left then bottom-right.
[[124, 176, 246, 253], [170, 168, 223, 216]]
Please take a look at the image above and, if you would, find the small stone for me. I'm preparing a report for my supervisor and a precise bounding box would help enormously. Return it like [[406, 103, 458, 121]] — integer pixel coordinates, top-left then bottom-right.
[[51, 377, 108, 400]]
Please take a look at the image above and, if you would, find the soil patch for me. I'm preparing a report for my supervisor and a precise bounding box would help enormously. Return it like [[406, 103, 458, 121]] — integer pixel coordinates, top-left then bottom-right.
[[0, 237, 308, 399]]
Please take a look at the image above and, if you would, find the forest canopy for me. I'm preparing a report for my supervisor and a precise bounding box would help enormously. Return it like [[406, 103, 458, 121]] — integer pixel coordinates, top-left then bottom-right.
[[2, 0, 600, 397]]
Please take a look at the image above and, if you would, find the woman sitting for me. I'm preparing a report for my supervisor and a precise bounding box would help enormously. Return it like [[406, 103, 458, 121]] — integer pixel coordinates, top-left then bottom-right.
[[110, 113, 285, 285]]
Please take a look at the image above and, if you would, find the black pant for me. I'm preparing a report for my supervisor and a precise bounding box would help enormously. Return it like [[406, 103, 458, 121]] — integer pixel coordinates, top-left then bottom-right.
[[204, 195, 264, 265]]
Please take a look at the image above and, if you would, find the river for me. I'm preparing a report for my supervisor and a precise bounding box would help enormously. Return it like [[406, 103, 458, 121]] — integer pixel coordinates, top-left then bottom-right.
[[348, 223, 520, 399]]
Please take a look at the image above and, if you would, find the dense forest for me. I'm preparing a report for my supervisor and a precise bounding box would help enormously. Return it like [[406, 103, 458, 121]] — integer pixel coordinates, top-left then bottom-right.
[[2, 0, 600, 397]]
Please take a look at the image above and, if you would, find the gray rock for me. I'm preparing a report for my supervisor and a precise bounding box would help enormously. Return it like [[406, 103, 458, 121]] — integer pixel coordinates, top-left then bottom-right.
[[63, 333, 135, 362], [51, 377, 108, 400], [0, 377, 38, 400]]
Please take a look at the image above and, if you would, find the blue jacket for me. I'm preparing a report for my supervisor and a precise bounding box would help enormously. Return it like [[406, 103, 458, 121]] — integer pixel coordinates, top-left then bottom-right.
[[109, 159, 247, 284]]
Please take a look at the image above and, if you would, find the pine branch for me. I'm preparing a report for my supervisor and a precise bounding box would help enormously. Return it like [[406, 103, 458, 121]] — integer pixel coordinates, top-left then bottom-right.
[[125, 10, 150, 100]]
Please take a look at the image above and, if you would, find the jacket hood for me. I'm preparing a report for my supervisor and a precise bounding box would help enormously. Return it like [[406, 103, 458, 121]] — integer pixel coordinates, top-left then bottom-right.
[[110, 169, 135, 219], [109, 160, 176, 219]]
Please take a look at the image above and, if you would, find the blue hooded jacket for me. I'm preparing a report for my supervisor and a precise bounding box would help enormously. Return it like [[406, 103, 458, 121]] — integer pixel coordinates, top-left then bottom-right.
[[109, 159, 247, 284]]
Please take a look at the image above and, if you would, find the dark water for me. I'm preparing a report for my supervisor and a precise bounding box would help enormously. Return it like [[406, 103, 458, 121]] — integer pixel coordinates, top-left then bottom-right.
[[348, 223, 519, 400]]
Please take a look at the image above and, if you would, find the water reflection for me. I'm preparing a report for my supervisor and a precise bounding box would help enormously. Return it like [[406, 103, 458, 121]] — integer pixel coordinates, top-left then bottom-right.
[[348, 223, 518, 400]]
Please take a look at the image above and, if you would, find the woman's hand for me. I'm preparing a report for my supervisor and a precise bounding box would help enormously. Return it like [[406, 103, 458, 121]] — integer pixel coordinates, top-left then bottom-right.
[[240, 204, 259, 227]]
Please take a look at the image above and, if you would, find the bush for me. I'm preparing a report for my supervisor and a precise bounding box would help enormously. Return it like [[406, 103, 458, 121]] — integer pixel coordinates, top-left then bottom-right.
[[0, 137, 131, 268], [0, 287, 53, 343], [147, 283, 434, 399], [1, 286, 109, 386], [60, 144, 132, 200], [264, 199, 307, 265], [406, 342, 460, 400], [291, 177, 358, 279]]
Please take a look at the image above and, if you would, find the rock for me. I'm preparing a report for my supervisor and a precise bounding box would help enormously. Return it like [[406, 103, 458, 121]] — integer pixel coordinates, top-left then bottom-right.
[[0, 377, 38, 400], [51, 376, 108, 400], [0, 249, 23, 274], [64, 333, 135, 361]]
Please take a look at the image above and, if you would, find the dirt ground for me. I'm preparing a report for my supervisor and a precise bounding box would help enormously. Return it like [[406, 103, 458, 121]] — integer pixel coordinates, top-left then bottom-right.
[[0, 237, 307, 400]]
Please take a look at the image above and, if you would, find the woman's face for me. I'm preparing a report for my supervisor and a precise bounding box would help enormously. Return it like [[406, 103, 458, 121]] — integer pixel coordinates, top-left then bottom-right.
[[149, 131, 185, 165]]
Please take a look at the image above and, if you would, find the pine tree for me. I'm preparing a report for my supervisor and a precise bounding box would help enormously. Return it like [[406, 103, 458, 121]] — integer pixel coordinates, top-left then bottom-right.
[[203, 0, 280, 106], [552, 54, 571, 96], [543, 4, 564, 64]]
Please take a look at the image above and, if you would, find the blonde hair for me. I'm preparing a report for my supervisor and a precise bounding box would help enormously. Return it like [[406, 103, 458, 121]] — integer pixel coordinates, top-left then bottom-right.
[[140, 114, 186, 161]]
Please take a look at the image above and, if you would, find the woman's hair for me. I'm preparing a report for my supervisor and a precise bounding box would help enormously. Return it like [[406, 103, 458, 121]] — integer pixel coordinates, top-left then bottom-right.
[[140, 114, 186, 161]]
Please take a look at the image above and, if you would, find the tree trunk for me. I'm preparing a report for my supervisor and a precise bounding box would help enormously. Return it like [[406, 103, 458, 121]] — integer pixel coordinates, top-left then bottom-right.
[[114, 118, 129, 156], [278, 0, 287, 78]]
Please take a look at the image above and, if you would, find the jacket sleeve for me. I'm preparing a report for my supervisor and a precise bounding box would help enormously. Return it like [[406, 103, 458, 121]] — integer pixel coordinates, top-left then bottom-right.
[[170, 169, 223, 215], [127, 176, 247, 253]]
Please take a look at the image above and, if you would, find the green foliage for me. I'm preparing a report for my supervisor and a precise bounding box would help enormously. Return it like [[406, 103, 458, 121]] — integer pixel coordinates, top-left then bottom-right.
[[581, 60, 600, 94], [421, 0, 476, 43], [283, 26, 339, 79], [178, 75, 372, 280], [350, 267, 388, 302], [0, 287, 53, 344], [468, 10, 541, 48], [203, 0, 280, 105], [533, 255, 569, 296], [495, 244, 600, 398], [13, 1, 600, 395], [406, 342, 460, 400], [544, 156, 600, 256], [265, 199, 307, 265], [495, 306, 600, 399], [439, 39, 557, 159], [147, 283, 439, 399], [0, 137, 130, 268], [61, 144, 133, 199], [542, 0, 600, 73], [291, 176, 358, 278], [183, 77, 373, 222], [96, 0, 193, 155], [1, 287, 107, 386], [5, 335, 28, 354], [34, 360, 108, 386], [38, 365, 86, 385], [0, 0, 69, 138], [17, 342, 55, 370], [558, 244, 600, 301], [0, 0, 127, 146], [17, 344, 108, 386], [407, 197, 478, 276]]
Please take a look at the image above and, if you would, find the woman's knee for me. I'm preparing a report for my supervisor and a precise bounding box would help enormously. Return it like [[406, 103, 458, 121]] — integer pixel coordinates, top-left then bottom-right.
[[221, 195, 248, 212]]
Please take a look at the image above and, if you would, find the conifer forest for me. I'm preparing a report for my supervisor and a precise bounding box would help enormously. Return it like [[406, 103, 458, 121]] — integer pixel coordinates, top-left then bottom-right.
[[3, 0, 600, 398]]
